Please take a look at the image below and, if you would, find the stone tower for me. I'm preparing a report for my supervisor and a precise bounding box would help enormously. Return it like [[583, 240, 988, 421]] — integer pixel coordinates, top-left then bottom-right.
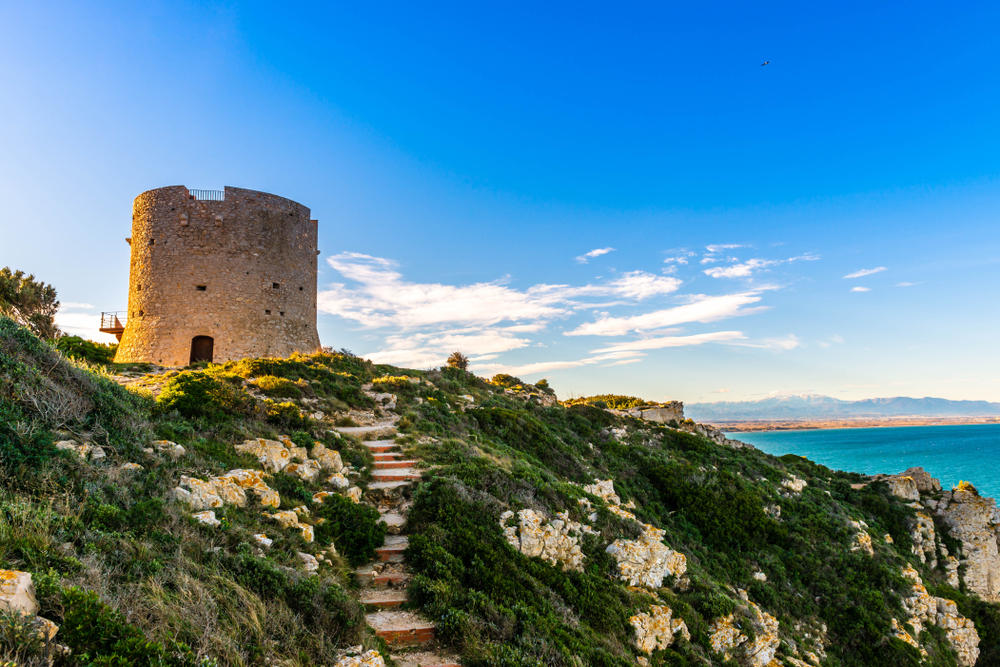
[[113, 185, 321, 366]]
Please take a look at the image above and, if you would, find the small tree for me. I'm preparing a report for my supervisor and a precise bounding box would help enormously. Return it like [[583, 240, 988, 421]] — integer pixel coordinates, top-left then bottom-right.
[[0, 267, 60, 339], [446, 351, 470, 371]]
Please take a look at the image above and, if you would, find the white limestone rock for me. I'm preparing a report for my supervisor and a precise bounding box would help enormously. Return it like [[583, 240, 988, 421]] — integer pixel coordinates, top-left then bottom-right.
[[935, 482, 1000, 602], [606, 524, 686, 589], [191, 510, 221, 527], [235, 438, 292, 472], [501, 508, 585, 572], [630, 605, 689, 653], [0, 570, 39, 616]]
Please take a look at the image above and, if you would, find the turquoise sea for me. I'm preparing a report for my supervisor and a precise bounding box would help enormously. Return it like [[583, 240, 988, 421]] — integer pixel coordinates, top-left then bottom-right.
[[726, 423, 1000, 500]]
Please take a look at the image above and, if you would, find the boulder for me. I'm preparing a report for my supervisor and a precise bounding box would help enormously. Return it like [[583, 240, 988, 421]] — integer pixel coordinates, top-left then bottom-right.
[[631, 605, 689, 653], [235, 438, 291, 472], [0, 570, 39, 616], [606, 524, 686, 588]]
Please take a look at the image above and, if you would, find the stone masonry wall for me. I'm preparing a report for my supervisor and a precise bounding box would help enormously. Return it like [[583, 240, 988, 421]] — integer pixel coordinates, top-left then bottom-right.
[[115, 185, 321, 365]]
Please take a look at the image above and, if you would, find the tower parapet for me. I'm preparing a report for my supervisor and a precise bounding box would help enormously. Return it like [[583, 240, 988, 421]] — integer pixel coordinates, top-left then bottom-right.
[[114, 185, 321, 365]]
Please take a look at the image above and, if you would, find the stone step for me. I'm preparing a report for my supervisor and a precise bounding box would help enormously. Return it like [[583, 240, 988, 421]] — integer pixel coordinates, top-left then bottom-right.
[[376, 535, 409, 562], [379, 511, 407, 534], [373, 468, 422, 482], [355, 568, 410, 588], [334, 422, 398, 437], [360, 589, 408, 609], [364, 440, 399, 453], [375, 459, 419, 470], [373, 452, 403, 461], [366, 610, 436, 647], [367, 480, 412, 493], [390, 652, 462, 667]]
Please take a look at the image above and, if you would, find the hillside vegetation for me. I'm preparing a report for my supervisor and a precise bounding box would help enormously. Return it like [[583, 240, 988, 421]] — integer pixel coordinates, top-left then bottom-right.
[[1, 315, 998, 666]]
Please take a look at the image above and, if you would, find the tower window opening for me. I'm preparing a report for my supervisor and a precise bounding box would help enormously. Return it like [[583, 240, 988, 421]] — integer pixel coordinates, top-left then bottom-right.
[[272, 282, 280, 289], [280, 312, 285, 316], [265, 309, 271, 315], [299, 286, 303, 291], [149, 238, 155, 245], [196, 285, 207, 291]]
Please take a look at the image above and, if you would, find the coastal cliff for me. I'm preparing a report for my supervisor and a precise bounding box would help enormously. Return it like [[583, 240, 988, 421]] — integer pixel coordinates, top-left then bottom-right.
[[2, 315, 1000, 665]]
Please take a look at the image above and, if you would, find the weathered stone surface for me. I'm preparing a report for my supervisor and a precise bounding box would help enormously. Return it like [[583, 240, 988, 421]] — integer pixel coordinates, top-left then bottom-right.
[[346, 486, 363, 503], [235, 438, 292, 472], [327, 472, 351, 489], [297, 551, 320, 572], [285, 459, 322, 483], [55, 439, 103, 461], [782, 475, 807, 494], [175, 470, 280, 510], [896, 565, 980, 666], [936, 482, 1000, 602], [501, 509, 585, 571], [334, 648, 385, 667], [121, 462, 144, 472], [0, 570, 39, 616], [631, 605, 689, 653], [849, 519, 874, 556], [192, 510, 221, 527], [584, 479, 621, 505], [114, 186, 321, 366], [708, 592, 780, 667], [151, 440, 186, 458], [311, 442, 344, 472], [607, 524, 686, 589], [911, 512, 937, 567], [253, 533, 273, 548], [267, 510, 314, 542]]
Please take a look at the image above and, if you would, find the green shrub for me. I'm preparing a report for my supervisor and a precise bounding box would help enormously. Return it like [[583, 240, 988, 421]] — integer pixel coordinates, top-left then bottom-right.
[[155, 370, 256, 421], [313, 494, 387, 566], [55, 335, 118, 365], [264, 400, 309, 428], [251, 374, 305, 398]]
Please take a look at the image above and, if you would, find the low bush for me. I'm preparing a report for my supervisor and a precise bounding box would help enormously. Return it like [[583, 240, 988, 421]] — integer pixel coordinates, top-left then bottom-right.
[[155, 371, 256, 421], [313, 494, 387, 566], [54, 335, 118, 365]]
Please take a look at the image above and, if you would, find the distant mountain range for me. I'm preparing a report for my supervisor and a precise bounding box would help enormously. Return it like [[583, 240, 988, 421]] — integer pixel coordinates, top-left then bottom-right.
[[686, 394, 1000, 422]]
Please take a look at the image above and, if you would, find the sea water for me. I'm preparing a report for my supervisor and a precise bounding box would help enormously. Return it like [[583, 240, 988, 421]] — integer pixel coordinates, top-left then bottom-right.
[[727, 423, 1000, 500]]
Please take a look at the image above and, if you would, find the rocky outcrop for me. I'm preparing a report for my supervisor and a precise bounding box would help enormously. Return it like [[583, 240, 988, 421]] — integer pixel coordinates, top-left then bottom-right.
[[268, 509, 315, 543], [611, 402, 685, 424], [501, 509, 586, 571], [911, 511, 938, 568], [174, 469, 281, 510], [893, 565, 980, 666], [708, 591, 780, 667], [782, 475, 807, 495], [630, 605, 689, 653], [55, 439, 106, 461], [334, 648, 386, 666], [0, 570, 59, 642], [606, 524, 686, 589], [849, 519, 874, 556], [235, 437, 294, 472], [934, 482, 1000, 602]]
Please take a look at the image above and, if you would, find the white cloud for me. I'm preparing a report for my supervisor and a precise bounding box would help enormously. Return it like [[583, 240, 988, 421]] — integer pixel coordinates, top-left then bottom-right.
[[706, 244, 745, 253], [843, 266, 887, 279], [575, 247, 615, 263], [896, 281, 917, 287], [607, 271, 681, 299], [703, 253, 819, 279], [850, 286, 871, 293], [565, 292, 765, 336], [591, 330, 745, 353], [728, 334, 801, 351], [365, 327, 532, 368], [60, 301, 95, 310]]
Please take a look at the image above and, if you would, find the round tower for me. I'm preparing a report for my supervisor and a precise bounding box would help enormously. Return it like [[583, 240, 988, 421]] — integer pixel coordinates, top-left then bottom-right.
[[114, 185, 321, 366]]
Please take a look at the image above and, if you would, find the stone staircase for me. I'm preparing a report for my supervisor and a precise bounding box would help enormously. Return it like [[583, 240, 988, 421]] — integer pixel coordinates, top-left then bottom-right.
[[335, 402, 460, 667]]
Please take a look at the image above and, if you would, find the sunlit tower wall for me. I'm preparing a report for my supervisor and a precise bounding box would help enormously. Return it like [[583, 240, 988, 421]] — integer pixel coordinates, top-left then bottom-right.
[[114, 185, 321, 366]]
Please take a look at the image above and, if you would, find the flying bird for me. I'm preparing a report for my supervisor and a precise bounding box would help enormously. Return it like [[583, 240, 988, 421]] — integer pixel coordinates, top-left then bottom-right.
[[760, 60, 771, 66]]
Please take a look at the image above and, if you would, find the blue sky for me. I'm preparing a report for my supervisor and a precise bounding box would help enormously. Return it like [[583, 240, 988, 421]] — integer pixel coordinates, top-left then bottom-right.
[[3, 1, 1000, 402]]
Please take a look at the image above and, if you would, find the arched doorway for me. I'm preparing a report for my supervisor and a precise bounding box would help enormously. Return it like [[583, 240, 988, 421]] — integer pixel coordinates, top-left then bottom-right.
[[189, 336, 214, 364]]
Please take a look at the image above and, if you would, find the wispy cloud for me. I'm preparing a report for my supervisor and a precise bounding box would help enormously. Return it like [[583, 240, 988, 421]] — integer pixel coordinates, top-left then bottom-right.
[[565, 292, 765, 337], [850, 286, 871, 292], [607, 271, 681, 299], [843, 266, 887, 279], [728, 334, 801, 351], [591, 330, 745, 354], [705, 243, 745, 253], [575, 247, 615, 263], [896, 281, 918, 288], [703, 253, 819, 279]]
